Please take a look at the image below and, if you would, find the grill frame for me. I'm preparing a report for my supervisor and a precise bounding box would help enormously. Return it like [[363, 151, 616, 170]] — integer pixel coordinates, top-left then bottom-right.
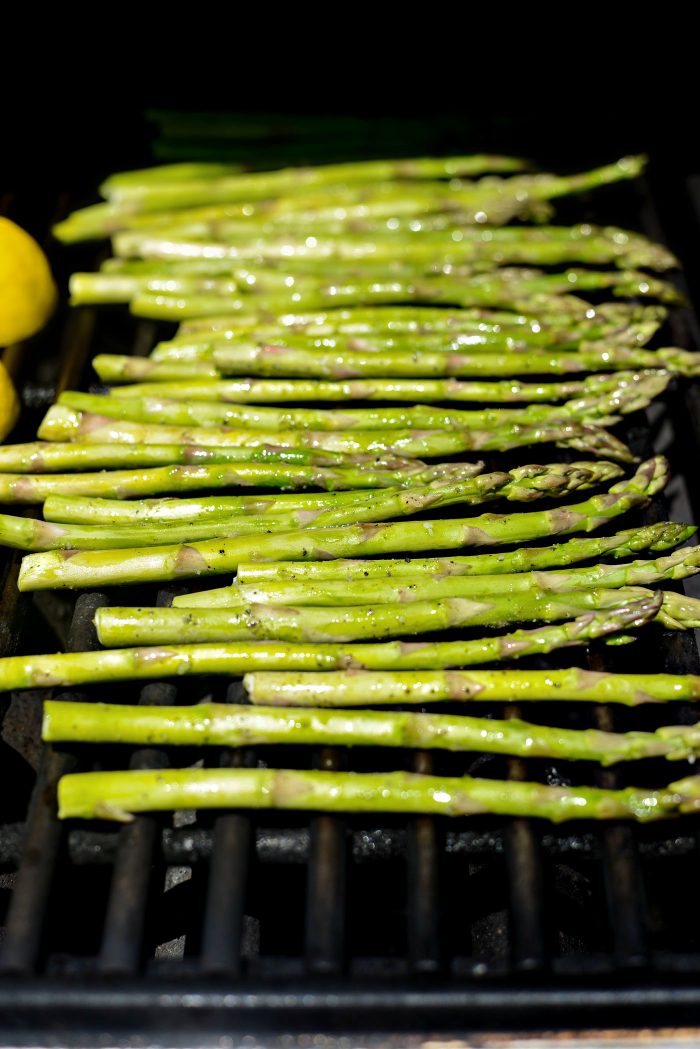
[[2, 163, 700, 1041]]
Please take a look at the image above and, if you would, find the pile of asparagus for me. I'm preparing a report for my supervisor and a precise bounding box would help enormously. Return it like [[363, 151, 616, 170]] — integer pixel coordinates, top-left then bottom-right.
[[5, 151, 700, 823]]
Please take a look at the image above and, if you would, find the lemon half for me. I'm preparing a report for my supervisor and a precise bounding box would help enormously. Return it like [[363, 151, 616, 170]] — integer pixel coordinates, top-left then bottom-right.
[[0, 217, 57, 346]]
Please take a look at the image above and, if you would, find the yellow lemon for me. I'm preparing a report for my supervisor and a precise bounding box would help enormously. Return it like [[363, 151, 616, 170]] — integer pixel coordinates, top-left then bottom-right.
[[0, 217, 57, 346], [0, 360, 19, 441]]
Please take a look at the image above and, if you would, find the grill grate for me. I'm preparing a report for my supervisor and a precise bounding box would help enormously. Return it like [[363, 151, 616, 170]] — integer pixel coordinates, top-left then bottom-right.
[[2, 168, 700, 1040]]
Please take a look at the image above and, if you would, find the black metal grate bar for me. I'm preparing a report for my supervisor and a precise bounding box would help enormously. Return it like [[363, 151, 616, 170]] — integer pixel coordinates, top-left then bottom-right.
[[0, 592, 108, 974], [406, 750, 442, 973], [504, 815, 547, 972], [200, 681, 252, 978], [98, 588, 179, 976], [593, 698, 649, 970], [304, 748, 346, 976]]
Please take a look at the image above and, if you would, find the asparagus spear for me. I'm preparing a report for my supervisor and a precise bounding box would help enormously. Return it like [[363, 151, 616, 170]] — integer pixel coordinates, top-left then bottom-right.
[[34, 459, 621, 533], [0, 459, 473, 504], [144, 317, 661, 362], [111, 229, 679, 296], [106, 153, 552, 201], [0, 441, 422, 473], [104, 155, 647, 214], [38, 407, 634, 462], [94, 587, 700, 647], [172, 302, 664, 339], [59, 372, 664, 431], [95, 358, 221, 382], [0, 604, 657, 692], [96, 198, 583, 241], [209, 343, 700, 380], [131, 225, 679, 271], [0, 512, 298, 551], [105, 319, 658, 368], [61, 181, 537, 245], [55, 767, 700, 824], [42, 699, 700, 766], [131, 291, 581, 322], [17, 457, 666, 590], [102, 160, 255, 189], [106, 371, 668, 407], [246, 653, 700, 707], [188, 539, 697, 611], [122, 270, 681, 319], [41, 465, 486, 524], [86, 225, 679, 271], [233, 546, 700, 607], [69, 255, 676, 308], [173, 302, 663, 337], [0, 467, 617, 550], [91, 350, 659, 388], [70, 262, 624, 309], [235, 523, 694, 584]]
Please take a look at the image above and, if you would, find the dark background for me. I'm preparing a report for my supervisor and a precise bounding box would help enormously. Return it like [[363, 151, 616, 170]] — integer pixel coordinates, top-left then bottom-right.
[[3, 38, 698, 193]]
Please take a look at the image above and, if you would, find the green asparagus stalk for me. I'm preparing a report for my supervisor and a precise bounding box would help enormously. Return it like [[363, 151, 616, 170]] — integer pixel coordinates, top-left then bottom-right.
[[243, 226, 679, 271], [96, 358, 221, 382], [87, 224, 679, 271], [152, 327, 661, 366], [104, 155, 647, 213], [233, 546, 700, 607], [106, 371, 668, 407], [60, 371, 664, 431], [62, 181, 544, 245], [185, 541, 697, 610], [140, 288, 644, 324], [98, 201, 609, 242], [70, 262, 610, 309], [0, 512, 299, 551], [111, 229, 681, 299], [106, 153, 551, 201], [0, 458, 472, 504], [234, 522, 694, 584], [209, 342, 700, 380], [42, 699, 700, 766], [146, 327, 651, 364], [92, 351, 647, 386], [69, 258, 675, 308], [94, 587, 700, 647], [41, 464, 486, 524], [121, 270, 680, 319], [0, 603, 657, 691], [102, 160, 253, 189], [38, 407, 634, 462], [145, 318, 660, 362], [17, 457, 666, 590], [246, 647, 700, 706], [173, 302, 663, 338], [133, 225, 679, 270], [131, 291, 586, 322], [103, 153, 530, 192], [0, 441, 420, 473], [0, 467, 618, 550], [55, 766, 700, 824], [173, 302, 664, 340]]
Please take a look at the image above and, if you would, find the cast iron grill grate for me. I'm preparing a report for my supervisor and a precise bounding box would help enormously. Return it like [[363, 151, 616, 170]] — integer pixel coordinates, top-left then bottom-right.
[[1, 167, 700, 1039]]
